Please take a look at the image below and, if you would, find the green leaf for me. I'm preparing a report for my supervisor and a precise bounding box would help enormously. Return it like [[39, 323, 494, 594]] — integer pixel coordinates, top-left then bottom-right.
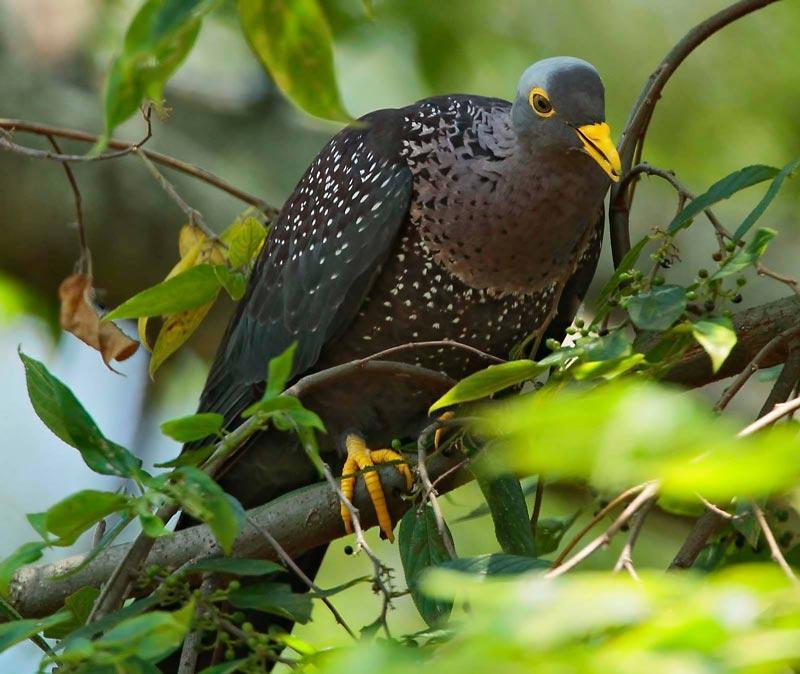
[[398, 506, 454, 627], [711, 228, 777, 280], [238, 0, 350, 122], [43, 586, 100, 639], [436, 554, 550, 577], [0, 542, 45, 598], [198, 660, 248, 674], [733, 158, 800, 241], [692, 316, 737, 373], [625, 285, 687, 331], [61, 596, 159, 649], [138, 510, 169, 538], [20, 352, 142, 478], [52, 514, 133, 580], [266, 342, 297, 399], [667, 164, 781, 234], [470, 456, 536, 557], [595, 236, 650, 308], [154, 445, 215, 468], [454, 477, 540, 524], [478, 380, 800, 500], [185, 557, 284, 577], [430, 360, 545, 413], [45, 490, 130, 546], [167, 467, 244, 554], [228, 582, 312, 624], [213, 266, 247, 301], [242, 394, 304, 418], [97, 602, 194, 662], [104, 265, 222, 320], [100, 0, 222, 143], [223, 217, 267, 268], [0, 613, 70, 653], [160, 412, 224, 442], [534, 510, 581, 556]]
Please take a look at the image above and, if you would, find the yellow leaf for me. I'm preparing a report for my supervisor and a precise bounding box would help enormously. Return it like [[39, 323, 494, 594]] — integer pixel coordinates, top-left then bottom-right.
[[149, 297, 218, 377]]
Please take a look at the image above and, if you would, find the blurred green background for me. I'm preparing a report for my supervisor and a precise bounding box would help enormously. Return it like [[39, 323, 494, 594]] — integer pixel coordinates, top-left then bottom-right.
[[0, 0, 798, 668]]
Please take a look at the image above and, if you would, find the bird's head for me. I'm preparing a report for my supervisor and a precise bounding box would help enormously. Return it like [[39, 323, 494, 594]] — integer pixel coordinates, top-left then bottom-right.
[[511, 56, 621, 182]]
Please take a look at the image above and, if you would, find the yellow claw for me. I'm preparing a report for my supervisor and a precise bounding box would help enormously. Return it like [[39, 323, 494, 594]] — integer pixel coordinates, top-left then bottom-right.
[[434, 411, 456, 451], [340, 434, 412, 543]]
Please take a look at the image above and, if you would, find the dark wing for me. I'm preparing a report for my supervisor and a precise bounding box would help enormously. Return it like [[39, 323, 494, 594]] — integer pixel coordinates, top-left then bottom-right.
[[535, 205, 604, 358], [198, 109, 412, 429]]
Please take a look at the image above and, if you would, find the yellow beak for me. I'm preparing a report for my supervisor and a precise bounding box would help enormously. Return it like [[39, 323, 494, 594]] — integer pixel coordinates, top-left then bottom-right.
[[575, 122, 621, 182]]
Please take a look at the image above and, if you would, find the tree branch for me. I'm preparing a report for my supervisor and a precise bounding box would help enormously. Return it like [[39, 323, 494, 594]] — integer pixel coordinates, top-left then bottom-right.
[[9, 451, 467, 620], [610, 0, 782, 266]]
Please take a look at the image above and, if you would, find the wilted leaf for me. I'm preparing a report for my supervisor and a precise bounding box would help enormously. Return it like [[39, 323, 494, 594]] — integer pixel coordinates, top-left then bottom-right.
[[470, 456, 535, 557], [20, 352, 143, 478], [185, 557, 284, 577], [228, 582, 312, 623], [733, 157, 800, 241], [238, 0, 350, 122], [712, 228, 777, 280], [436, 554, 550, 577], [399, 506, 454, 627], [166, 467, 244, 554], [45, 490, 130, 546], [106, 265, 221, 321], [149, 298, 216, 376], [625, 285, 687, 331], [692, 316, 737, 373], [100, 0, 222, 143], [667, 164, 781, 234], [0, 542, 46, 598], [160, 412, 224, 442], [0, 613, 70, 653], [430, 360, 545, 413], [59, 274, 139, 367]]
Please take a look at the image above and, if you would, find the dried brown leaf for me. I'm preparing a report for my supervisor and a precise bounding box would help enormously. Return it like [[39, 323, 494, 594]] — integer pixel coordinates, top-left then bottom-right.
[[59, 274, 139, 367]]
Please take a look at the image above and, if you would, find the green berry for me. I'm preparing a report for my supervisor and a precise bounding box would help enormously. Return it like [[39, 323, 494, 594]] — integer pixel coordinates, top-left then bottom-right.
[[736, 277, 747, 287], [574, 318, 585, 328], [227, 581, 241, 591], [704, 300, 715, 312], [546, 338, 560, 351], [698, 269, 709, 279], [732, 294, 743, 304], [243, 622, 254, 633], [652, 276, 665, 286], [712, 251, 723, 262], [725, 241, 736, 252], [686, 291, 697, 301], [566, 326, 577, 335]]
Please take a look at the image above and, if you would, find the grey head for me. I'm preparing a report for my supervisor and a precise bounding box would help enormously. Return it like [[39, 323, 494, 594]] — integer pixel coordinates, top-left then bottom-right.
[[511, 56, 620, 182]]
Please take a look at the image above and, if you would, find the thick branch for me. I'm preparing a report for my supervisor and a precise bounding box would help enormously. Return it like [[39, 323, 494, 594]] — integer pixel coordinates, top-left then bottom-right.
[[10, 451, 467, 620], [664, 296, 800, 387]]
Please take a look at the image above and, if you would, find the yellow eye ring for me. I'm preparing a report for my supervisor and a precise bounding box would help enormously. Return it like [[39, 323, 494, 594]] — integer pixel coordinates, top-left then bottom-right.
[[528, 87, 554, 117]]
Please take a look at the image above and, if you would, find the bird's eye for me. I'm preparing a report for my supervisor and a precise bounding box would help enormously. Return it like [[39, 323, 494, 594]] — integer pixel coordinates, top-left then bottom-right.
[[529, 88, 554, 117]]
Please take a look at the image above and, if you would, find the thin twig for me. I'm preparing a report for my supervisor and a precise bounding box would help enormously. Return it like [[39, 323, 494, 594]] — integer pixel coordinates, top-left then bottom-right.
[[697, 495, 737, 520], [751, 500, 799, 586], [609, 0, 781, 266], [134, 148, 215, 239], [714, 325, 800, 412], [759, 341, 800, 417], [320, 462, 394, 638], [43, 135, 92, 276], [738, 395, 800, 437], [244, 515, 356, 640], [550, 482, 649, 569], [757, 262, 800, 297], [613, 495, 656, 581], [0, 117, 274, 214], [361, 340, 506, 366], [417, 422, 457, 559], [546, 482, 660, 579]]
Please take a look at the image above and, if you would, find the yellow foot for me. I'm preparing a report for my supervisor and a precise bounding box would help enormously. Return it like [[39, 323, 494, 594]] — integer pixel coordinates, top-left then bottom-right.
[[434, 411, 456, 451], [340, 434, 413, 543]]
